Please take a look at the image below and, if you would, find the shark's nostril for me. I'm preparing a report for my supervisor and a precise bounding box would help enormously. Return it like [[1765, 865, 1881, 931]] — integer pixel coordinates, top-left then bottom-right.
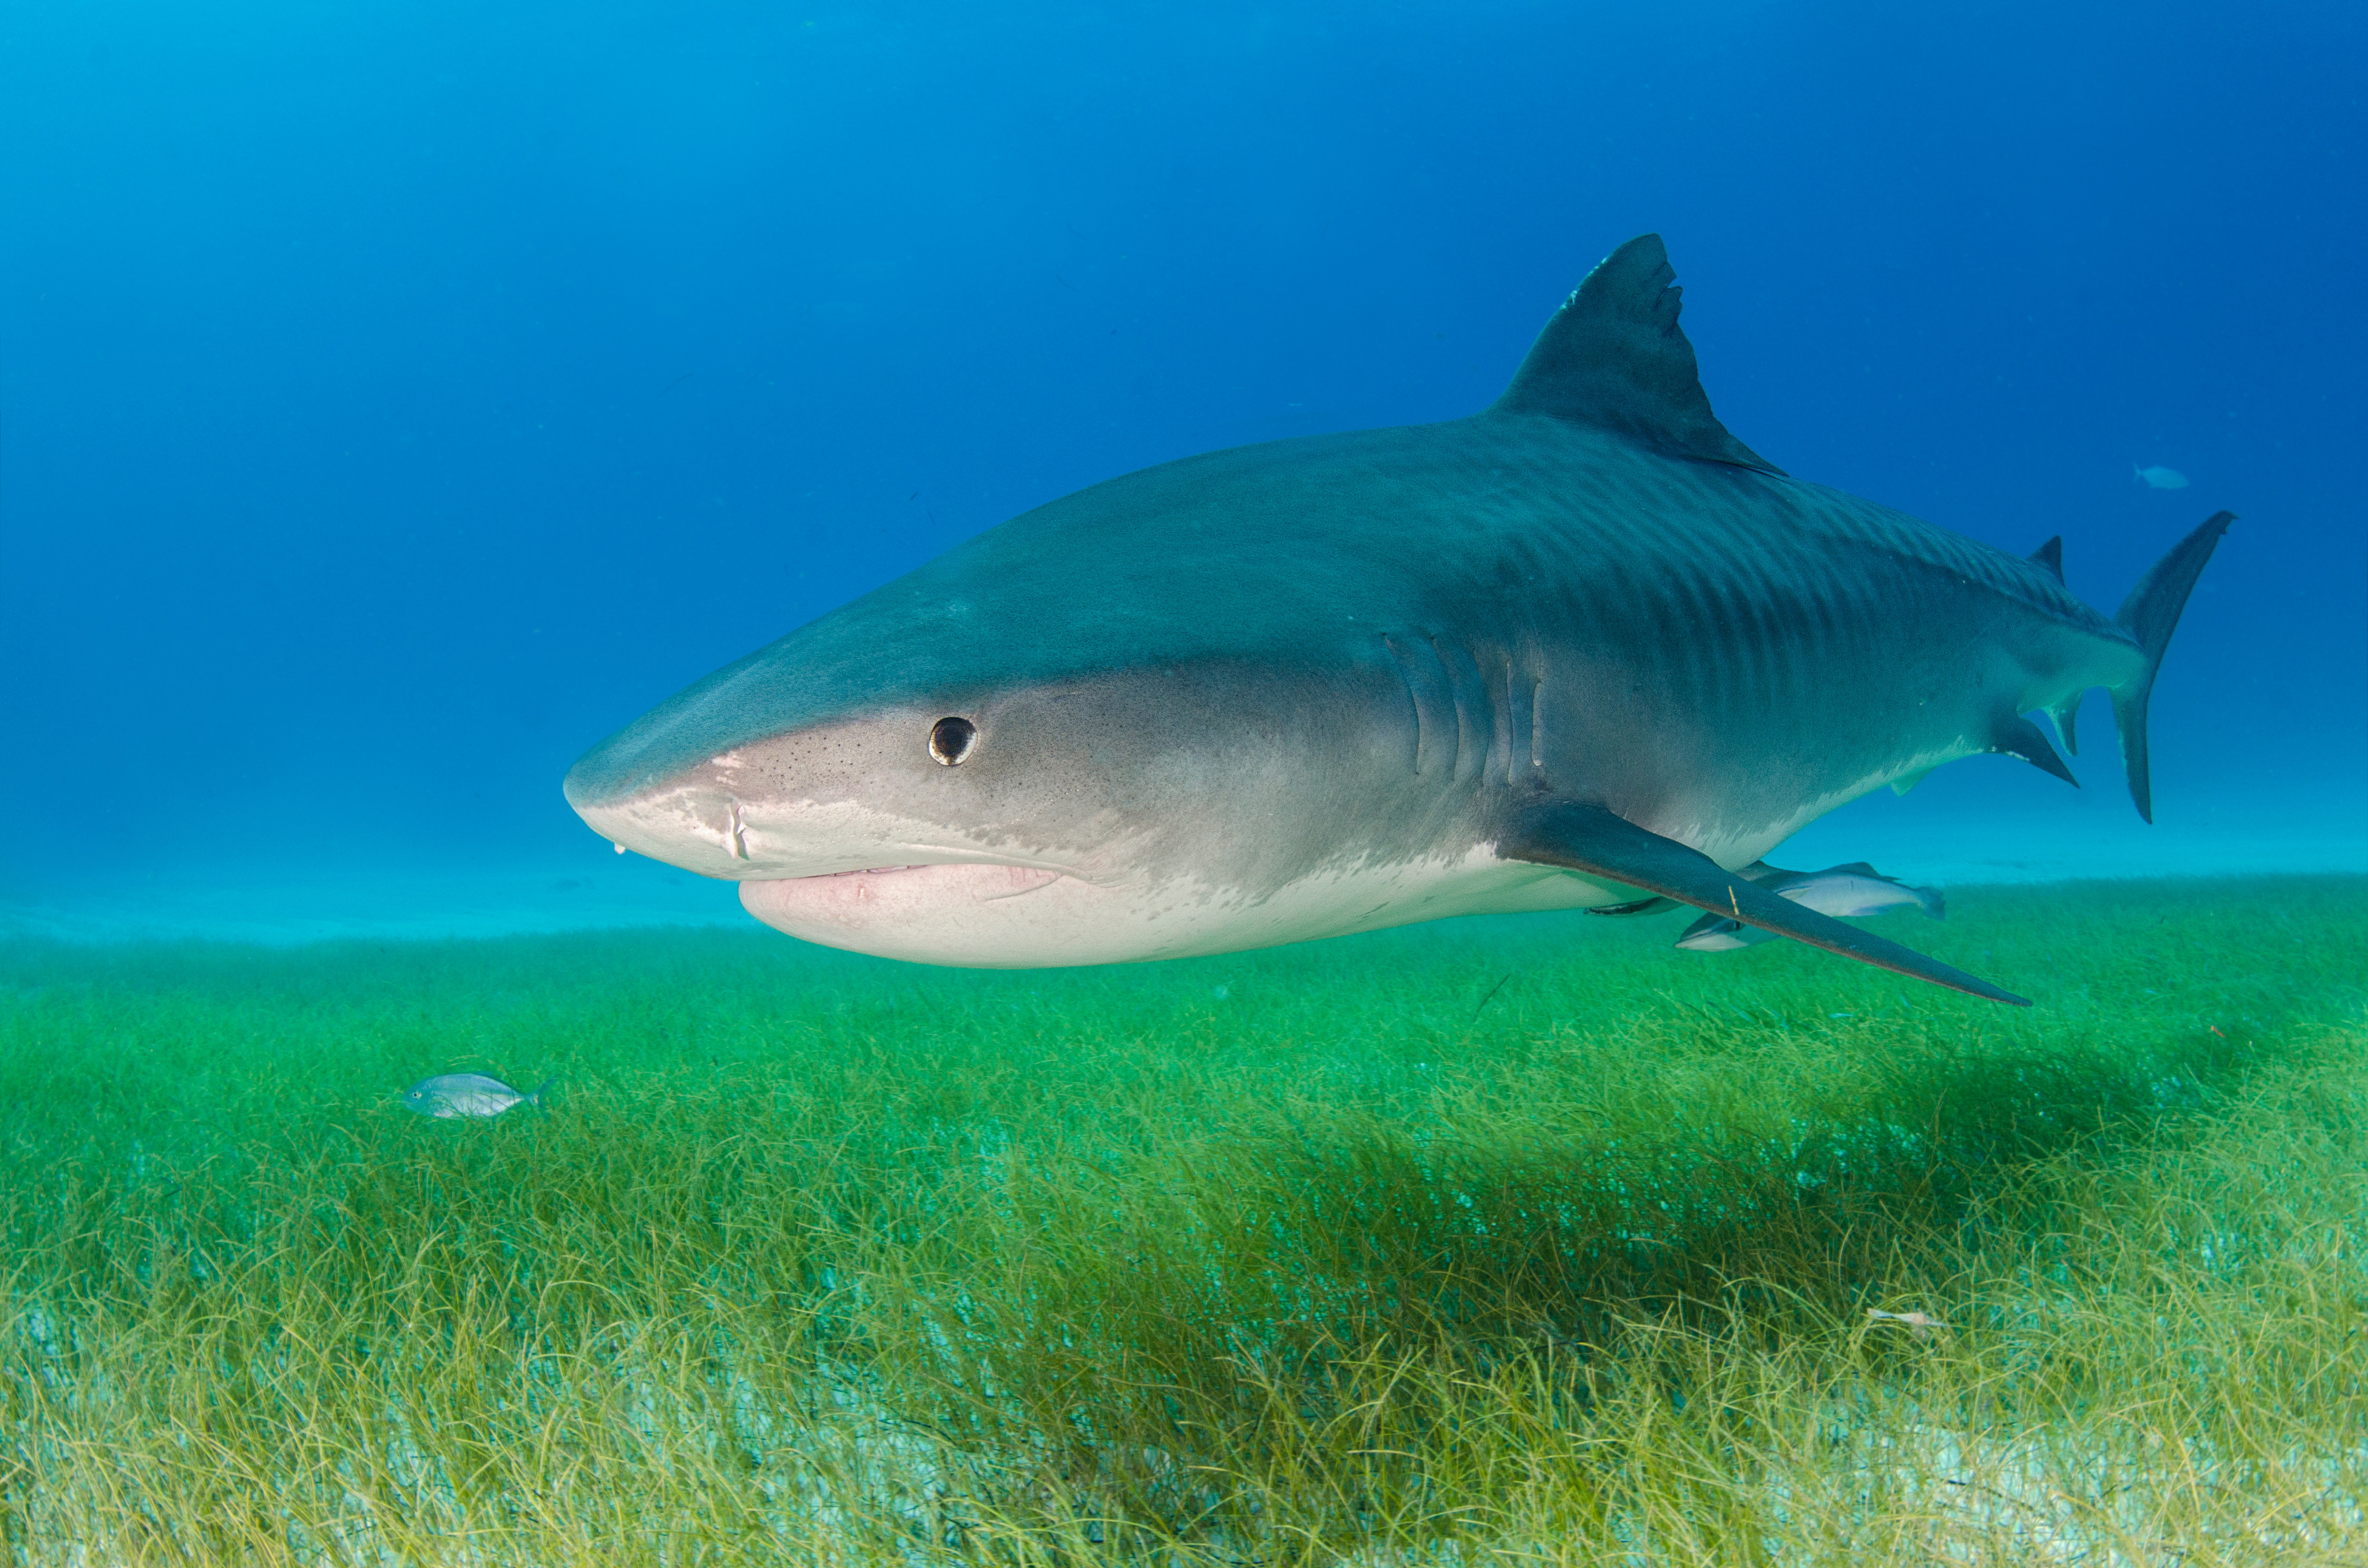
[[929, 716, 978, 765]]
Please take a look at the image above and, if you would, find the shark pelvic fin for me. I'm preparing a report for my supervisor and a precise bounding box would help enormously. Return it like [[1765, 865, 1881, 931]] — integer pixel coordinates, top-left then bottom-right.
[[1992, 713, 2079, 787], [2027, 535, 2064, 583], [1490, 234, 1785, 476], [1890, 766, 1934, 797], [1498, 801, 2028, 1004], [2112, 512, 2234, 823]]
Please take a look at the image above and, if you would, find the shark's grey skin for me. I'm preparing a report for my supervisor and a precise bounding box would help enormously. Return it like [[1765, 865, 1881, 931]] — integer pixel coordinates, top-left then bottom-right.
[[566, 235, 2227, 1003]]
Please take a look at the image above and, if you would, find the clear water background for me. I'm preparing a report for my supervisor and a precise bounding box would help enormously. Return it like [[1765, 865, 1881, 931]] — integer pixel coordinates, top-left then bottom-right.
[[3, 0, 2361, 942]]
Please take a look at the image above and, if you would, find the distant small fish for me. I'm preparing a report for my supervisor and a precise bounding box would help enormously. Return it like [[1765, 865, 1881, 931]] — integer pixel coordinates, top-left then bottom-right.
[[2133, 463, 2189, 490], [1676, 863, 1942, 952], [1867, 1308, 1950, 1337], [401, 1073, 549, 1119]]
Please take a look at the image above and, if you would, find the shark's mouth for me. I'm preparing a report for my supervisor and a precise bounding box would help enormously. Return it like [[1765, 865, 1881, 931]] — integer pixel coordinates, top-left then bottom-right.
[[782, 861, 1068, 893], [736, 861, 1089, 964], [746, 860, 1068, 907]]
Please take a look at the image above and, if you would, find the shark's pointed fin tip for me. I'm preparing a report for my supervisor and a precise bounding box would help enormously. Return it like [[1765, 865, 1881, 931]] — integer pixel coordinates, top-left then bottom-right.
[[1490, 234, 1786, 476]]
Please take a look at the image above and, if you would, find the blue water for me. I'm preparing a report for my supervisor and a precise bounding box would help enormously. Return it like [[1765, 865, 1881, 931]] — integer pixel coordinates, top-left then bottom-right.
[[3, 1, 2362, 941]]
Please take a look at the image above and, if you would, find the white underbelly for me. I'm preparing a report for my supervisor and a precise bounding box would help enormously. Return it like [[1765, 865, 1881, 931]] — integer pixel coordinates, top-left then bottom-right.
[[737, 849, 1625, 967]]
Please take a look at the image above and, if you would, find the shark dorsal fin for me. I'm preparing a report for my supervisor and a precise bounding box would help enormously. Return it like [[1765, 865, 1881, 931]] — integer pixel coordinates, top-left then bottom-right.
[[1490, 234, 1785, 476], [2028, 535, 2065, 582]]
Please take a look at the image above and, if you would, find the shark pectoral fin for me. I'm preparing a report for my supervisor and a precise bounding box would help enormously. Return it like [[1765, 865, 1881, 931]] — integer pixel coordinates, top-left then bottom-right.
[[1498, 801, 2029, 1005], [1992, 713, 2078, 787]]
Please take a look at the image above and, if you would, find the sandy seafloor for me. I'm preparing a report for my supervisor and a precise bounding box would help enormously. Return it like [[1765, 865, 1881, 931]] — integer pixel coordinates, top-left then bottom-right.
[[6, 770, 2360, 948]]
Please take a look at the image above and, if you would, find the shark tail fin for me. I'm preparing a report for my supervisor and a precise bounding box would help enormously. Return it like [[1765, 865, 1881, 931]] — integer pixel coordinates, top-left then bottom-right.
[[2110, 511, 2234, 823]]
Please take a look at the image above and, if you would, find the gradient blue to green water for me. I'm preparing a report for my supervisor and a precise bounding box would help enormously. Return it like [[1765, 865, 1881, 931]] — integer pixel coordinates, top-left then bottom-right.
[[2, 1, 2360, 942]]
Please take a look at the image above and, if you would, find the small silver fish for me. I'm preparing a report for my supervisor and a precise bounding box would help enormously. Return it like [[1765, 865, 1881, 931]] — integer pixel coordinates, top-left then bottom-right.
[[400, 1073, 549, 1119], [1676, 862, 1943, 952], [2133, 463, 2189, 490]]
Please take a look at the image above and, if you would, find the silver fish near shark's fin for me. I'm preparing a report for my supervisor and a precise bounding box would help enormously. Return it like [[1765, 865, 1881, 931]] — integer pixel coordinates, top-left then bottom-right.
[[1499, 802, 2028, 1005], [1674, 916, 1771, 952], [2111, 511, 2234, 822], [1489, 234, 1785, 476], [1772, 866, 1944, 919], [2027, 535, 2064, 583]]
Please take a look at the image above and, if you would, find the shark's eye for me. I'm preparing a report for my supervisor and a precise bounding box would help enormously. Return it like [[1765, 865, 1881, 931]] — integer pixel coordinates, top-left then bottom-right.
[[929, 716, 978, 766]]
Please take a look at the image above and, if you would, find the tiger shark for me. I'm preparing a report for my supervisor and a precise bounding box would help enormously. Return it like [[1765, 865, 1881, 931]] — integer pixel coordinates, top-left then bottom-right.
[[564, 235, 2229, 1005]]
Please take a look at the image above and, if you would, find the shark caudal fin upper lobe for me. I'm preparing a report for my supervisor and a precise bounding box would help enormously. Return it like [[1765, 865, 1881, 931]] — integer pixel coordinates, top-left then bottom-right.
[[2110, 511, 2234, 823]]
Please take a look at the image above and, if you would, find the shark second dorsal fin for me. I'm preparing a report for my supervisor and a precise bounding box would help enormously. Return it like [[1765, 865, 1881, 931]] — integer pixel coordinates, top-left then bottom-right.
[[1490, 234, 1785, 476]]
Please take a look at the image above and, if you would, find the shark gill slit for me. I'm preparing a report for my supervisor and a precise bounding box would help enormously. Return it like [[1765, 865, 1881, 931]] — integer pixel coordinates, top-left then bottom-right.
[[1427, 636, 1468, 781], [1489, 656, 1516, 785], [1502, 657, 1534, 782], [1380, 634, 1427, 776], [1447, 637, 1494, 786]]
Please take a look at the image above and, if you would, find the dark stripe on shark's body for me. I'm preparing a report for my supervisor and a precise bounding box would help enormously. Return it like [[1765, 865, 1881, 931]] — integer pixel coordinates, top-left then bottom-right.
[[565, 234, 2229, 1001]]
